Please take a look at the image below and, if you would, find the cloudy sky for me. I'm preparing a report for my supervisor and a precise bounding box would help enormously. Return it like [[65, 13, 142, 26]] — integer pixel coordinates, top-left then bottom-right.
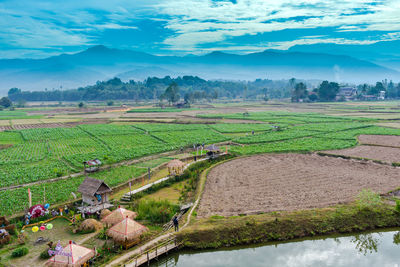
[[1, 0, 400, 59]]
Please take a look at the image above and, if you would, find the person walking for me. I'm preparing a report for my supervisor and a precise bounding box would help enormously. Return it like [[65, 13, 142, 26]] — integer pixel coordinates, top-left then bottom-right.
[[173, 216, 179, 232]]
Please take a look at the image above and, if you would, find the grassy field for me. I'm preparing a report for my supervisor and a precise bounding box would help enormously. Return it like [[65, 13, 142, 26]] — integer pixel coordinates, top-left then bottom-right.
[[1, 101, 400, 216]]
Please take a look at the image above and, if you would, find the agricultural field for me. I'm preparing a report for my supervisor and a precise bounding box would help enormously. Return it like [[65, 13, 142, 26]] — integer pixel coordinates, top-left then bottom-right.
[[209, 123, 274, 133], [198, 153, 400, 217], [2, 105, 400, 216]]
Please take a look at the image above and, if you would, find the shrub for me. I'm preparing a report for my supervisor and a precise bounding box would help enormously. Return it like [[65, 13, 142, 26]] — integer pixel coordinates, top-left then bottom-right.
[[11, 247, 29, 258], [356, 189, 382, 210], [97, 228, 108, 240], [136, 199, 179, 224], [396, 200, 400, 213], [40, 249, 51, 259]]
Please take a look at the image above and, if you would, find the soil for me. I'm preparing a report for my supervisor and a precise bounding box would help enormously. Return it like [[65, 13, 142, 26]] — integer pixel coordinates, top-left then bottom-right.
[[197, 153, 400, 218], [358, 134, 400, 148], [324, 145, 400, 164]]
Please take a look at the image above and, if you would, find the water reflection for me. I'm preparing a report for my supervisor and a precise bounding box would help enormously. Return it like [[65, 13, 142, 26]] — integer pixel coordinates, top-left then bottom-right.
[[151, 230, 400, 267], [351, 233, 380, 255]]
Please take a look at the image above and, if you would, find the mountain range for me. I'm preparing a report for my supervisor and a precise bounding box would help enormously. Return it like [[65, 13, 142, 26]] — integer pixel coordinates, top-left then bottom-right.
[[0, 45, 399, 95]]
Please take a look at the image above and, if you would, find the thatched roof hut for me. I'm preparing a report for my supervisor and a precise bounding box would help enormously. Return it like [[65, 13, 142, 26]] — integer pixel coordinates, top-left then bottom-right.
[[100, 209, 111, 220], [167, 159, 185, 175], [167, 159, 185, 168], [101, 207, 137, 226], [46, 241, 95, 267], [78, 177, 112, 200], [107, 217, 148, 246]]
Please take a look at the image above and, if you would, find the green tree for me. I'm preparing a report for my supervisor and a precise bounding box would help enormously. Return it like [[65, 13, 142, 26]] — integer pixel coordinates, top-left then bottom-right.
[[291, 82, 307, 102], [8, 87, 21, 95], [107, 100, 114, 106], [78, 102, 84, 108], [0, 97, 12, 108], [317, 81, 339, 101], [387, 80, 396, 98], [370, 82, 385, 96], [160, 82, 180, 105]]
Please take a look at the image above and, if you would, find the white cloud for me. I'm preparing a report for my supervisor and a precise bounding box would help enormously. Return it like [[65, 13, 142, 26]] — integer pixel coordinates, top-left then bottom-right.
[[1, 0, 400, 57], [157, 0, 400, 52]]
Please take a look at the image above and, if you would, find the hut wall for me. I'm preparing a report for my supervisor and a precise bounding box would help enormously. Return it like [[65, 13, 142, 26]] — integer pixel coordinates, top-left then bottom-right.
[[82, 194, 99, 205]]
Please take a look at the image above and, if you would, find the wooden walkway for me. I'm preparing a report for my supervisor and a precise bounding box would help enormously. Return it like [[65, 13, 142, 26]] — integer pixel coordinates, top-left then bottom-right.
[[125, 238, 180, 267]]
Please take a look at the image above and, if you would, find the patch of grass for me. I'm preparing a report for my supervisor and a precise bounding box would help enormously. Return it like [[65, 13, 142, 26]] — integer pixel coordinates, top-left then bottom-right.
[[178, 203, 400, 249]]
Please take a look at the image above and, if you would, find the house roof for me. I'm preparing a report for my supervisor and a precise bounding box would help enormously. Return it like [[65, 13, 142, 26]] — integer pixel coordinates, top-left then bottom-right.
[[205, 144, 220, 152], [78, 177, 112, 196]]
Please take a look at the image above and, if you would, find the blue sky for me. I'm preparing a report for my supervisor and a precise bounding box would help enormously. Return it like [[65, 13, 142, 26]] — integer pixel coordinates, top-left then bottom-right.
[[0, 0, 400, 59]]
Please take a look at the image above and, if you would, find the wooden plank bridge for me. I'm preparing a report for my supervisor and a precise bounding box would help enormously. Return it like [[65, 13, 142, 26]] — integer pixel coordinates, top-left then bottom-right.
[[124, 238, 181, 267]]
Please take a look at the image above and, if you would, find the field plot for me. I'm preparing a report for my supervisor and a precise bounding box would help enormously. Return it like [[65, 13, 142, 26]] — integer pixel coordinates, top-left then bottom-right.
[[358, 134, 400, 148], [198, 154, 400, 218], [209, 123, 273, 133], [323, 145, 400, 164]]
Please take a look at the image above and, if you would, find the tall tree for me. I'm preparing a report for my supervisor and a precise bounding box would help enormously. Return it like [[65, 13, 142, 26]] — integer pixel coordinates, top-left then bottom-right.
[[291, 82, 307, 102], [317, 81, 339, 101], [160, 82, 180, 105], [0, 97, 12, 108]]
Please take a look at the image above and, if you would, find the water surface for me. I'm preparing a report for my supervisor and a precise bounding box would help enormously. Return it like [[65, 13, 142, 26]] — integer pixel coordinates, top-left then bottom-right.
[[151, 230, 400, 267]]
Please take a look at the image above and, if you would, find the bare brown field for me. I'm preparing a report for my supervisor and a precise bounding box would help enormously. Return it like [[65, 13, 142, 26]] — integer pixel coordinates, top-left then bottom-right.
[[358, 134, 400, 147], [197, 154, 400, 218], [324, 145, 400, 164]]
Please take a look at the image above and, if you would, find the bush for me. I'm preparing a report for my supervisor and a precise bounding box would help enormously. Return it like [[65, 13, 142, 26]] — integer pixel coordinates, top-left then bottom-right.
[[396, 200, 400, 213], [356, 189, 382, 210], [40, 249, 51, 259], [11, 247, 29, 258], [136, 199, 179, 224]]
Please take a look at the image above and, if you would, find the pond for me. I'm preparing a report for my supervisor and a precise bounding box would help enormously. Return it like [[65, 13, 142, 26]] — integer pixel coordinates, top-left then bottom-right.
[[151, 230, 400, 267]]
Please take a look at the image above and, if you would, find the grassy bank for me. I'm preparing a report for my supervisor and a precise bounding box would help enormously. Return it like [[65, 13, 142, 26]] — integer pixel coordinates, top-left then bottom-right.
[[177, 203, 400, 249]]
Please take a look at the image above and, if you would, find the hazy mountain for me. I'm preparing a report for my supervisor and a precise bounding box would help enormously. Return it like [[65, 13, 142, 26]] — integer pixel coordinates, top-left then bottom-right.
[[0, 45, 399, 95], [287, 41, 400, 71]]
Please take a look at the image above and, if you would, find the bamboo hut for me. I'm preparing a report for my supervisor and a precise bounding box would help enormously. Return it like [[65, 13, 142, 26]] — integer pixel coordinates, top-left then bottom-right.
[[167, 159, 185, 176], [107, 217, 148, 249], [101, 206, 137, 226], [46, 241, 95, 267], [77, 177, 113, 214], [205, 144, 221, 159]]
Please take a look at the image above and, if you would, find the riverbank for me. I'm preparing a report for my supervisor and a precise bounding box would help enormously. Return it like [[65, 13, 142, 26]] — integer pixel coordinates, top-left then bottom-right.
[[177, 203, 400, 249]]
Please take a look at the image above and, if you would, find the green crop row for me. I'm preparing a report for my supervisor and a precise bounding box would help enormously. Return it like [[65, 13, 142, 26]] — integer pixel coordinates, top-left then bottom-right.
[[230, 137, 357, 155], [209, 123, 274, 133]]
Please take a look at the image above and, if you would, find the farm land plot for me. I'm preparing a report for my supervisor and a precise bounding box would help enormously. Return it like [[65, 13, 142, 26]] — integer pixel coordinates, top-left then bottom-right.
[[358, 134, 400, 147], [323, 145, 400, 164], [209, 123, 273, 133], [151, 129, 229, 147], [198, 154, 400, 218]]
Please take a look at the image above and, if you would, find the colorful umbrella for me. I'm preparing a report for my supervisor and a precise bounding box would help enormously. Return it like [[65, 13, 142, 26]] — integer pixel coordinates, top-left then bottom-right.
[[40, 225, 46, 231], [32, 226, 39, 232], [46, 224, 53, 230]]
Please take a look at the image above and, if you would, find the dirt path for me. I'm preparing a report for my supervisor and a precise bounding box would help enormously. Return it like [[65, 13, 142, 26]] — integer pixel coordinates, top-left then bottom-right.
[[198, 153, 400, 218]]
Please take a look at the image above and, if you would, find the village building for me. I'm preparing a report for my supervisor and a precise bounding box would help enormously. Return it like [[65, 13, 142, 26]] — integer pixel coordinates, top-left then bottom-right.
[[336, 87, 358, 101], [77, 177, 113, 214]]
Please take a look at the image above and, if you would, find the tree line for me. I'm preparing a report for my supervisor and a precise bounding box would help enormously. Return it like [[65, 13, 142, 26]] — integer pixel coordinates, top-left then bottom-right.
[[6, 75, 400, 104]]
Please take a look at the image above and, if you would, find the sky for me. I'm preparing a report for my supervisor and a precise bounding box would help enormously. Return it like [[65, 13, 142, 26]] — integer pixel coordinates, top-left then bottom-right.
[[1, 0, 400, 59]]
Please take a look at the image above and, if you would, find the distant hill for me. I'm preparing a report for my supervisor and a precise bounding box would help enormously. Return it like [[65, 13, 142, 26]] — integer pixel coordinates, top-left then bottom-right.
[[0, 45, 398, 95]]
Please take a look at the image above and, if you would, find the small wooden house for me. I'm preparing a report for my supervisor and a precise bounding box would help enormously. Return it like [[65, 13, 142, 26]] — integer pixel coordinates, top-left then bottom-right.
[[205, 144, 221, 159], [78, 177, 113, 213]]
